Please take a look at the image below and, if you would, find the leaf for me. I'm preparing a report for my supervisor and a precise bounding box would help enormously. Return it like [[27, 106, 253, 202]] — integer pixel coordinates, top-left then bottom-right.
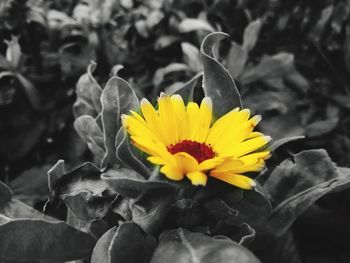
[[151, 229, 261, 263], [1, 199, 53, 220], [181, 42, 202, 72], [240, 53, 294, 85], [73, 61, 103, 118], [226, 41, 248, 78], [270, 136, 305, 151], [0, 54, 10, 70], [0, 219, 95, 262], [10, 165, 51, 206], [59, 43, 96, 80], [100, 77, 139, 169], [259, 150, 350, 242], [309, 5, 334, 43], [50, 162, 116, 222], [101, 168, 186, 199], [16, 73, 41, 109], [153, 63, 190, 88], [5, 35, 21, 69], [178, 18, 215, 33], [0, 181, 12, 210], [48, 159, 66, 191], [74, 115, 105, 164], [167, 72, 202, 102], [242, 19, 262, 52], [91, 222, 157, 263], [200, 32, 242, 117], [130, 189, 175, 234], [115, 128, 151, 178], [223, 187, 272, 226]]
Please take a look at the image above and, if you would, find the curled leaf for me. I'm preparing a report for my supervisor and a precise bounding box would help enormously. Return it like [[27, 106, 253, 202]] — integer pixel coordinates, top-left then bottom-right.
[[201, 32, 242, 117]]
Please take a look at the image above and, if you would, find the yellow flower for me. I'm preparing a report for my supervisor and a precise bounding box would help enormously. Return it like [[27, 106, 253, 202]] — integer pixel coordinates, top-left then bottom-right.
[[122, 94, 271, 190]]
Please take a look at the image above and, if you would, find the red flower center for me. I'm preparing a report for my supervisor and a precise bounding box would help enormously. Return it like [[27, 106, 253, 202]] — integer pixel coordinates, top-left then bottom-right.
[[167, 140, 215, 163]]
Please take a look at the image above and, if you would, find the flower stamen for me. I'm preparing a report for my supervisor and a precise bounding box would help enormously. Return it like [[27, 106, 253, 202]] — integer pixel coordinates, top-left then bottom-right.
[[167, 140, 215, 163]]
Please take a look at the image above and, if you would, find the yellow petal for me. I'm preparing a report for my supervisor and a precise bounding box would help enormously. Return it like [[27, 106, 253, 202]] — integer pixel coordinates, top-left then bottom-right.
[[210, 172, 256, 190], [171, 95, 188, 141], [229, 136, 271, 157], [147, 156, 167, 165], [198, 157, 223, 171], [158, 94, 178, 145], [210, 109, 251, 154], [173, 152, 199, 173], [205, 107, 240, 147], [196, 97, 212, 142], [160, 165, 184, 181], [187, 171, 207, 186], [187, 102, 201, 141], [140, 98, 167, 144]]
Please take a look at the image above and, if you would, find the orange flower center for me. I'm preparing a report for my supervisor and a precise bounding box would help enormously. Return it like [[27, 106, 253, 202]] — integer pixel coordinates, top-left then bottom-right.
[[167, 140, 215, 163]]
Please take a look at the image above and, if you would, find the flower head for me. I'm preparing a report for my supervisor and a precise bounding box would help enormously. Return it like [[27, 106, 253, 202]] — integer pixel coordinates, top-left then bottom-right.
[[122, 94, 271, 189]]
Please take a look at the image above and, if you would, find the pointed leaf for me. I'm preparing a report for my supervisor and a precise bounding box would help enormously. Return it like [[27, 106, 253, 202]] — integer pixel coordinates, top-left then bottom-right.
[[100, 77, 139, 169], [48, 160, 66, 191], [73, 61, 102, 118], [242, 19, 262, 52], [201, 32, 242, 117]]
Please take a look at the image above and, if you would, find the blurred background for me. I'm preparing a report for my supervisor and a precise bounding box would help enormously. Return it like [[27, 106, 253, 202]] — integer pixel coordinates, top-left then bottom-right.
[[0, 0, 350, 261]]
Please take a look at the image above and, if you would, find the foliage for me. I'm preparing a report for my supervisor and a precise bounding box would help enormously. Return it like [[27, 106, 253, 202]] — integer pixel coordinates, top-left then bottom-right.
[[1, 0, 350, 262]]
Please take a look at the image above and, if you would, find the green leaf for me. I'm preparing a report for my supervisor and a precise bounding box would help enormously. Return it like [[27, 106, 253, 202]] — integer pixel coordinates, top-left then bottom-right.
[[151, 229, 261, 263], [200, 32, 242, 117], [259, 150, 350, 242], [0, 181, 12, 210], [73, 61, 102, 118], [91, 222, 157, 263], [0, 219, 95, 262], [242, 19, 262, 52], [102, 168, 186, 199], [74, 115, 106, 164], [115, 128, 151, 178], [100, 77, 139, 169]]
